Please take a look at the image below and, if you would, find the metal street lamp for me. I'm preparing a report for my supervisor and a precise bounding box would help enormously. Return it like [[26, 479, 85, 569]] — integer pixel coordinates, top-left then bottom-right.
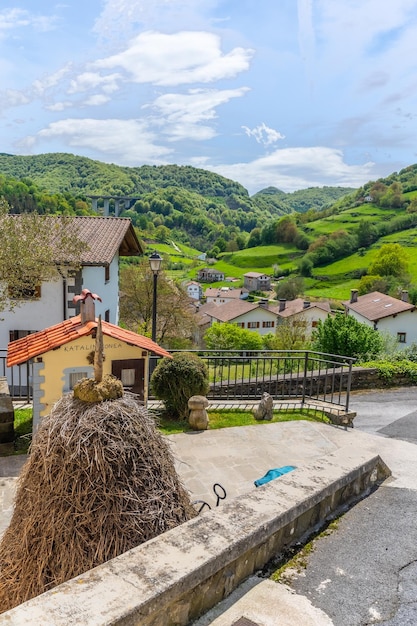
[[149, 251, 162, 343]]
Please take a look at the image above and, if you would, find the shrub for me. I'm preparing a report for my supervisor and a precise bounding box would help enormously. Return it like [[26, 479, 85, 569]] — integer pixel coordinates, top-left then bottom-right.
[[151, 352, 210, 420]]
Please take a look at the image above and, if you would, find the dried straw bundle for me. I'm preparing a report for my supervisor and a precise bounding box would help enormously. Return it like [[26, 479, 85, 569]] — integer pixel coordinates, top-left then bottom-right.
[[0, 392, 196, 612]]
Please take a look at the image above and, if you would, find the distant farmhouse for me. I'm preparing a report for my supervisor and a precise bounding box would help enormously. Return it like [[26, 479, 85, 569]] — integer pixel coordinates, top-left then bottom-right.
[[197, 268, 225, 283], [185, 281, 203, 301], [343, 290, 416, 346], [243, 272, 271, 292]]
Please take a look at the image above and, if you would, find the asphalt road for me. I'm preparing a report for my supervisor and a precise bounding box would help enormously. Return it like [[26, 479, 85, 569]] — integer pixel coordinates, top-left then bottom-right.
[[289, 386, 417, 625]]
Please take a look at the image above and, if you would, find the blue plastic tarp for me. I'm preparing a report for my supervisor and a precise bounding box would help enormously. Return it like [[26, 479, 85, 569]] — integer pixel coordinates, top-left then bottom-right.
[[254, 465, 297, 487]]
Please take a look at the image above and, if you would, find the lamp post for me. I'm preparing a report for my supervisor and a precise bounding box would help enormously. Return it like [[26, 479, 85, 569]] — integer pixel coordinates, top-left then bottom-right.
[[149, 251, 162, 343]]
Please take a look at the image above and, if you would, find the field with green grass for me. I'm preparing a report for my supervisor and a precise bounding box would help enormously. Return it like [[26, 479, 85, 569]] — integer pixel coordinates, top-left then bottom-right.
[[144, 185, 417, 305]]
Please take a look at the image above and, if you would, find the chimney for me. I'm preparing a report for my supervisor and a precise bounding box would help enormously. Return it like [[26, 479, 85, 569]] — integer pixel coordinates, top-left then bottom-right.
[[259, 298, 269, 309], [73, 289, 102, 324], [401, 290, 409, 303], [279, 299, 286, 312], [350, 289, 358, 304], [303, 301, 311, 309]]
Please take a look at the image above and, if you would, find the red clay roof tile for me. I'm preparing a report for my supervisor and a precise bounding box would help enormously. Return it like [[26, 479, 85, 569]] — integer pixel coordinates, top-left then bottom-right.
[[7, 316, 170, 367]]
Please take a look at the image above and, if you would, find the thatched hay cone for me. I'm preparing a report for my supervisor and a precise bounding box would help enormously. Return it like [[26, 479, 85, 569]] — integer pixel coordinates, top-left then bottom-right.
[[0, 392, 196, 613]]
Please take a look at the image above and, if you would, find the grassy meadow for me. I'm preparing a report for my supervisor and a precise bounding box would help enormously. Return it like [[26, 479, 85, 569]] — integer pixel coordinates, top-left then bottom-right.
[[148, 195, 417, 305]]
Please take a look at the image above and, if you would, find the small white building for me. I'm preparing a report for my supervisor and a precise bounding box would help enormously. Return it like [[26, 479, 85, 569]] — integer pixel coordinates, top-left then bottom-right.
[[199, 299, 278, 336], [272, 298, 331, 335], [204, 287, 248, 305], [343, 290, 417, 346], [185, 281, 203, 301]]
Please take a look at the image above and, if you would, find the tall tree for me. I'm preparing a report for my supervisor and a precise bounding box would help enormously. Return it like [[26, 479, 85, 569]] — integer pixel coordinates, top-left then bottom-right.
[[312, 313, 383, 358], [368, 243, 409, 278], [119, 262, 197, 347], [0, 199, 83, 311]]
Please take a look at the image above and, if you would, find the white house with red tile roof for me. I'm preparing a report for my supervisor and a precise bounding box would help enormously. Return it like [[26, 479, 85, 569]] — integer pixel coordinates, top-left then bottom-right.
[[7, 289, 169, 428], [204, 287, 248, 304], [199, 299, 278, 337], [271, 298, 331, 334], [343, 290, 417, 346], [1, 216, 142, 358]]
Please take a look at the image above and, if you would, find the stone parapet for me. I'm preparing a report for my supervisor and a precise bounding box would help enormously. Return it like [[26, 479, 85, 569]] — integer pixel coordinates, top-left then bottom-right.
[[2, 448, 390, 626]]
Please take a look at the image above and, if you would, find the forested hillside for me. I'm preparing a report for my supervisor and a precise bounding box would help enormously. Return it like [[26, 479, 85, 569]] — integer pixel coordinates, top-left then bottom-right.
[[0, 152, 353, 252]]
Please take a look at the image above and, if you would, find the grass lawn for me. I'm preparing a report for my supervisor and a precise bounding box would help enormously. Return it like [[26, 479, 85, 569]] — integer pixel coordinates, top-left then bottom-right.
[[4, 407, 329, 455], [157, 408, 330, 435], [12, 408, 33, 455]]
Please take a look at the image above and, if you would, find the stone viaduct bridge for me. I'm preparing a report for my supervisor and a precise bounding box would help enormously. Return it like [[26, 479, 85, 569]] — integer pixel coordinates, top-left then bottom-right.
[[86, 195, 140, 217]]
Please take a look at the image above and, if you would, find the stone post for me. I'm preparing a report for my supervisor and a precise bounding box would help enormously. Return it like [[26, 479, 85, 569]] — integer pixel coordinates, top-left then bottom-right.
[[0, 377, 15, 454], [188, 395, 209, 430]]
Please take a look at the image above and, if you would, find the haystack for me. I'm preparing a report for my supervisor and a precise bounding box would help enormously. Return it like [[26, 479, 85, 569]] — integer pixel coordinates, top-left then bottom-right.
[[0, 391, 196, 613]]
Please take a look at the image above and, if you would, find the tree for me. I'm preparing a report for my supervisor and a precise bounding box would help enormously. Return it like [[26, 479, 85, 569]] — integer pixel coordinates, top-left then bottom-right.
[[204, 322, 263, 350], [264, 316, 311, 350], [275, 276, 304, 300], [0, 199, 83, 311], [312, 313, 383, 359], [119, 262, 197, 347], [368, 243, 409, 278]]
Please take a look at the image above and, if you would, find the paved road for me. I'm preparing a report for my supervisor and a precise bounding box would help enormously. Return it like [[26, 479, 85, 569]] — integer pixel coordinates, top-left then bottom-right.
[[289, 386, 417, 625]]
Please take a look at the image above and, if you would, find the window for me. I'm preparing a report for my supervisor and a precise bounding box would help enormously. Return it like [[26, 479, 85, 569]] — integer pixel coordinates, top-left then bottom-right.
[[9, 330, 38, 342], [69, 371, 89, 389], [397, 332, 407, 343], [311, 320, 318, 328], [262, 321, 275, 328], [247, 321, 260, 329], [8, 284, 41, 300], [235, 322, 245, 328], [105, 309, 110, 322], [120, 368, 136, 386], [105, 265, 110, 283]]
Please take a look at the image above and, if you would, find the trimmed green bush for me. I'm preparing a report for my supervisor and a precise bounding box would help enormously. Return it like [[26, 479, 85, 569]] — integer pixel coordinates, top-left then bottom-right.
[[151, 352, 210, 420]]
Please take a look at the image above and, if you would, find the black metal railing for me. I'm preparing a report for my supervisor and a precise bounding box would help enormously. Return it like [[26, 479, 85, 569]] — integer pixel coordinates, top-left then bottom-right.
[[151, 350, 355, 413], [0, 349, 355, 412]]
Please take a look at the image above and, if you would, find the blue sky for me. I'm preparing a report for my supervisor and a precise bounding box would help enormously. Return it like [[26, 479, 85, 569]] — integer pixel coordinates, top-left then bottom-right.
[[1, 1, 417, 195]]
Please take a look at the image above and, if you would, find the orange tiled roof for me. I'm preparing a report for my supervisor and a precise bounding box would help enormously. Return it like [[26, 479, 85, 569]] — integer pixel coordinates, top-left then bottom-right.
[[7, 315, 170, 367]]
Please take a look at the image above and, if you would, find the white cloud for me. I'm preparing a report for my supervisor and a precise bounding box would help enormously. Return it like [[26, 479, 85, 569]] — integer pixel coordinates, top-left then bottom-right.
[[93, 0, 218, 39], [68, 72, 121, 95], [93, 30, 253, 86], [83, 94, 111, 106], [34, 118, 173, 164], [32, 64, 73, 96], [152, 87, 249, 140], [45, 101, 73, 112], [206, 147, 376, 194], [0, 8, 57, 36], [242, 123, 285, 147]]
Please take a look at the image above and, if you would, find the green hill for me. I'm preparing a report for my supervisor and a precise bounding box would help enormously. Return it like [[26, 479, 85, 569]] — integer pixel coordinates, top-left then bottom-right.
[[0, 152, 354, 252]]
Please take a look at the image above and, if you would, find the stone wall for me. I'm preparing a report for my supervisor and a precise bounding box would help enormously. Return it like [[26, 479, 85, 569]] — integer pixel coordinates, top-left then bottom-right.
[[2, 450, 390, 625]]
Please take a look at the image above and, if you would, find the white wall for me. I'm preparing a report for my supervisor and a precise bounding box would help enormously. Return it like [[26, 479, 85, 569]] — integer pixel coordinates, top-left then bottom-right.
[[211, 307, 278, 337], [0, 279, 64, 353], [348, 309, 417, 347], [81, 255, 119, 324]]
